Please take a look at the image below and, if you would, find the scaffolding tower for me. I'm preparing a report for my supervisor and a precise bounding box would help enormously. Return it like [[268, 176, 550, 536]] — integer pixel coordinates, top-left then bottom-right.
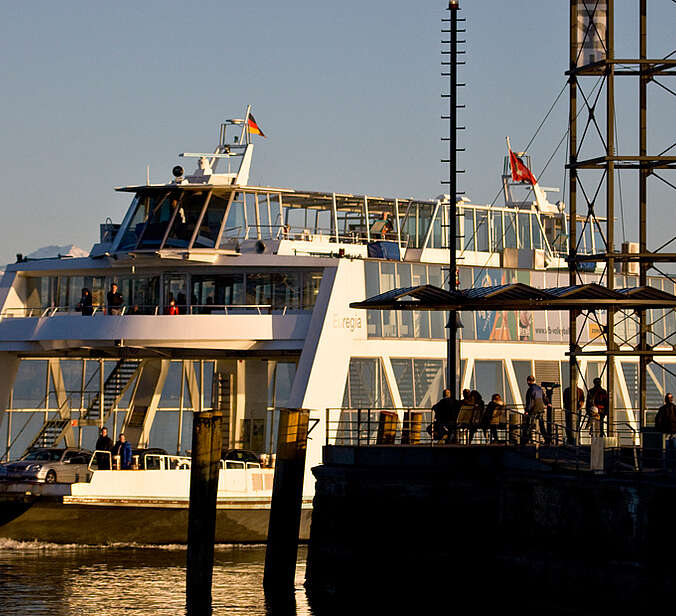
[[567, 0, 676, 433]]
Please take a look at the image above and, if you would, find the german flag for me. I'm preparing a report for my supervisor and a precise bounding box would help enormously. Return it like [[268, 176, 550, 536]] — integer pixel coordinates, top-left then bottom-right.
[[247, 113, 265, 137]]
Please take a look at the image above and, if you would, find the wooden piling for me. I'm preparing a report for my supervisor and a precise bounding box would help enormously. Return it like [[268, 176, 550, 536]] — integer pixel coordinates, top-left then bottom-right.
[[263, 408, 310, 595], [186, 410, 223, 616]]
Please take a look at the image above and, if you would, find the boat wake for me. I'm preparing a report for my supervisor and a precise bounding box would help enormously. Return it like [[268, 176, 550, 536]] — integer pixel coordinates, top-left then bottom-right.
[[0, 538, 266, 551]]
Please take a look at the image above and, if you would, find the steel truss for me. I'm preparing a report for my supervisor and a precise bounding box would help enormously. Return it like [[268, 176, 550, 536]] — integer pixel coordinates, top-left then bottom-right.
[[567, 0, 676, 431]]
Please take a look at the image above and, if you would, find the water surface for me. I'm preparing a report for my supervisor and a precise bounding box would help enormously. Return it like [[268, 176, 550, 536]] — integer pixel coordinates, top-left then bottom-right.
[[0, 540, 312, 615]]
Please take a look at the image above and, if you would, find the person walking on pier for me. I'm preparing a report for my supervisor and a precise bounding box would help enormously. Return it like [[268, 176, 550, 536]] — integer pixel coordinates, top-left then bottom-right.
[[655, 393, 676, 434], [521, 376, 548, 445], [95, 427, 113, 470], [563, 384, 585, 446], [586, 378, 609, 436]]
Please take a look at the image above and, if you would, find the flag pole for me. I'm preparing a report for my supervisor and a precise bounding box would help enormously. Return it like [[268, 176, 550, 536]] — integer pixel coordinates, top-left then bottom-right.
[[240, 104, 251, 145]]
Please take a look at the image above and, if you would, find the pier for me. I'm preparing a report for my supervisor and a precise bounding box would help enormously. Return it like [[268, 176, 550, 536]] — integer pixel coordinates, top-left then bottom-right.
[[305, 423, 676, 611]]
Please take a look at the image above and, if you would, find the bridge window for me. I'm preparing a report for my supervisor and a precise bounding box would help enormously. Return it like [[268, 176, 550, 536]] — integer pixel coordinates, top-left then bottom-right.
[[163, 191, 209, 249], [137, 191, 181, 249], [193, 192, 229, 248]]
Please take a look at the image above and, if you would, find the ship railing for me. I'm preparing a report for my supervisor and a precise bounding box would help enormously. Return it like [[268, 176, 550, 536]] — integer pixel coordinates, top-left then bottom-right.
[[325, 407, 673, 473], [143, 454, 191, 470], [223, 223, 408, 246], [2, 304, 294, 318], [221, 460, 262, 470]]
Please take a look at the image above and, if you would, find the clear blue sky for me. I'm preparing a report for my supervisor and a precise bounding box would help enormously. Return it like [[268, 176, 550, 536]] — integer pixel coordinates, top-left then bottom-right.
[[0, 1, 673, 265]]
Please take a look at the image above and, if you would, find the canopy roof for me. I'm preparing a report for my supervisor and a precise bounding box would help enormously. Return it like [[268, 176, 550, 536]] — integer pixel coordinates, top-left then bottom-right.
[[350, 283, 676, 312]]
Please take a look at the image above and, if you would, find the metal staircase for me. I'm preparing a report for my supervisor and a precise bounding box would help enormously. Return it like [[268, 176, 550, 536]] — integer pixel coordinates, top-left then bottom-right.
[[79, 359, 141, 425], [24, 406, 72, 452]]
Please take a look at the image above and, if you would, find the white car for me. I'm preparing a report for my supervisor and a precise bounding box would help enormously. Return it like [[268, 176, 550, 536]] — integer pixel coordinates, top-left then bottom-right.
[[0, 448, 92, 483]]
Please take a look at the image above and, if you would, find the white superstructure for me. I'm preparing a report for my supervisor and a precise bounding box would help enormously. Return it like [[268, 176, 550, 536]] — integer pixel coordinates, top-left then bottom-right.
[[0, 112, 674, 530]]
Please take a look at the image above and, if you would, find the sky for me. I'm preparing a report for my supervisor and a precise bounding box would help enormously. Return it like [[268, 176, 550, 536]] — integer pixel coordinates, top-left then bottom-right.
[[0, 1, 674, 266]]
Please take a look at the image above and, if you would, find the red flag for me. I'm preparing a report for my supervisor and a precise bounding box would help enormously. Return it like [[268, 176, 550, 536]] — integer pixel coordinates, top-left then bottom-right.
[[509, 148, 537, 185], [247, 113, 265, 137]]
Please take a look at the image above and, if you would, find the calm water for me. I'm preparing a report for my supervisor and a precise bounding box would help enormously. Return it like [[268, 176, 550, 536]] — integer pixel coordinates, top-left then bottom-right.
[[0, 540, 312, 615]]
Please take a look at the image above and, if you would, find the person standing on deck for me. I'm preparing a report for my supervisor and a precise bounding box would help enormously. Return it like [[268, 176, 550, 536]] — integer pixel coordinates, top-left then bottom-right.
[[95, 427, 113, 470], [112, 433, 132, 469], [107, 283, 124, 315], [77, 288, 93, 316]]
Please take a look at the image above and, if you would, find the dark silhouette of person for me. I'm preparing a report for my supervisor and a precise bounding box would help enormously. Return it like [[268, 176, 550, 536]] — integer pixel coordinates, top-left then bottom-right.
[[483, 393, 505, 443], [95, 427, 113, 469], [522, 376, 549, 445], [107, 283, 124, 315], [587, 378, 609, 436], [655, 393, 676, 434], [467, 390, 485, 444], [428, 388, 457, 442], [77, 288, 93, 316]]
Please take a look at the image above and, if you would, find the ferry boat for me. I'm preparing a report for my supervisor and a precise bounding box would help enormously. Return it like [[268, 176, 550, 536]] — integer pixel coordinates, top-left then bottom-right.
[[0, 108, 673, 543]]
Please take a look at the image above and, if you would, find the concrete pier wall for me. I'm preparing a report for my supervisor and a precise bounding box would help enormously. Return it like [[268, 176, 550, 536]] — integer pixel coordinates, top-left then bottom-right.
[[306, 445, 676, 611]]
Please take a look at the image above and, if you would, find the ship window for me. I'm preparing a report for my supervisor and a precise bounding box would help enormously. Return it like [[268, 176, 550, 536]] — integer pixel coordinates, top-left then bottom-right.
[[476, 211, 489, 252], [193, 192, 229, 248], [163, 275, 187, 314], [116, 193, 163, 252], [491, 212, 503, 252], [137, 191, 181, 249], [343, 358, 393, 408], [365, 261, 382, 337], [513, 360, 533, 397], [163, 191, 209, 249], [474, 360, 505, 403], [411, 265, 430, 338], [504, 212, 517, 249], [192, 274, 244, 311], [463, 210, 475, 251], [391, 359, 445, 407], [518, 213, 531, 250], [273, 272, 302, 309], [397, 264, 413, 337], [532, 216, 543, 250], [428, 265, 446, 339], [25, 278, 42, 310], [417, 203, 434, 249], [302, 271, 322, 308], [220, 192, 245, 242], [593, 223, 605, 254]]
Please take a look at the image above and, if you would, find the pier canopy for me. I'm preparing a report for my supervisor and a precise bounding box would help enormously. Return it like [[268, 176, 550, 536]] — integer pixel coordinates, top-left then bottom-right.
[[350, 283, 676, 312]]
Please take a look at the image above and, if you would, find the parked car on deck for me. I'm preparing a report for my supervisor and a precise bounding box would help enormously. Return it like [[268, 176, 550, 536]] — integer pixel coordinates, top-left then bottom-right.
[[0, 448, 92, 483]]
